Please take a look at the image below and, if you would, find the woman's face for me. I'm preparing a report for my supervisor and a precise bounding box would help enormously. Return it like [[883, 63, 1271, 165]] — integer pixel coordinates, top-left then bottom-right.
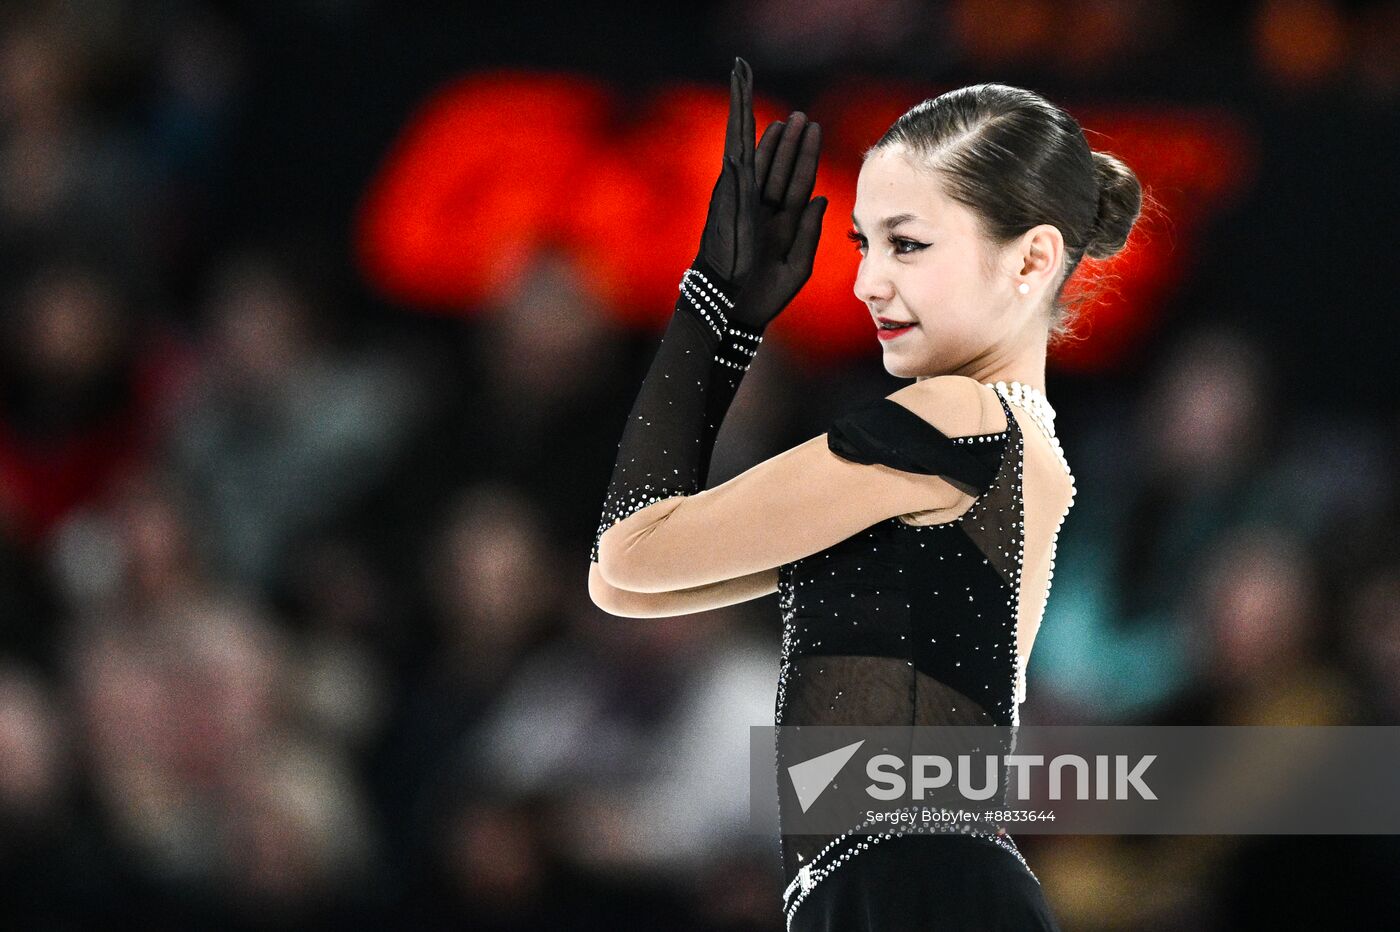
[[850, 145, 1026, 379]]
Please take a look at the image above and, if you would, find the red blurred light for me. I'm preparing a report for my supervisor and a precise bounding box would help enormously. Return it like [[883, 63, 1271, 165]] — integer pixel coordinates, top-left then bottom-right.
[[356, 70, 1253, 372]]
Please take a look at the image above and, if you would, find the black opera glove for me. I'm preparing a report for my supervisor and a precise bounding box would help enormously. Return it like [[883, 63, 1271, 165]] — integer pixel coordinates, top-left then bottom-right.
[[592, 56, 825, 566], [589, 261, 759, 565], [696, 56, 828, 333]]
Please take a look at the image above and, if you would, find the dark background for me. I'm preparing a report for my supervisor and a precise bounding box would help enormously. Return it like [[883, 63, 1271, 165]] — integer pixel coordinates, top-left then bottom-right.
[[1, 0, 1398, 929]]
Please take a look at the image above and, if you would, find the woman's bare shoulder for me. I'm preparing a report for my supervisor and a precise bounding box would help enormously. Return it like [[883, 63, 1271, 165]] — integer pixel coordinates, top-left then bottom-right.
[[882, 375, 1005, 439]]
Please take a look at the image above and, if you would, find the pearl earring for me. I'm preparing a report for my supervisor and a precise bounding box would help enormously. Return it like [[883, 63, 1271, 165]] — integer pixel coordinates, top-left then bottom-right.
[[1017, 282, 1030, 295]]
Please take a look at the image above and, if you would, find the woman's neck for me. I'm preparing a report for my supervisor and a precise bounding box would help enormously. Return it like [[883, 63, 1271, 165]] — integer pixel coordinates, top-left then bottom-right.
[[916, 328, 1050, 395]]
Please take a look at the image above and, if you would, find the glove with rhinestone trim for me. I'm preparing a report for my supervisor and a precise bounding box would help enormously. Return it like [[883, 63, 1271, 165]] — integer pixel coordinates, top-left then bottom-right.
[[591, 57, 827, 566], [684, 56, 829, 339]]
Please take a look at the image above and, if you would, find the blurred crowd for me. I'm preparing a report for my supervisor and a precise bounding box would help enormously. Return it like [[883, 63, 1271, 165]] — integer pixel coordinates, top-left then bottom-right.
[[1, 0, 1398, 930]]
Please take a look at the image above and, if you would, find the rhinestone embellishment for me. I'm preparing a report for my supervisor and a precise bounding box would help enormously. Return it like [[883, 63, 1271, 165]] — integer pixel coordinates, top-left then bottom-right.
[[775, 380, 1074, 923]]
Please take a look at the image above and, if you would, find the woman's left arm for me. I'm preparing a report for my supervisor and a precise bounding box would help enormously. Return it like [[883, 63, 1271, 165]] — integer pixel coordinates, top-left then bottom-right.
[[595, 377, 987, 592], [588, 562, 778, 618]]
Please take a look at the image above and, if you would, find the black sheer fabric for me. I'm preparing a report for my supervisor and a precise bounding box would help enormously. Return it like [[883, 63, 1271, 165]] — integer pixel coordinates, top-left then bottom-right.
[[590, 260, 764, 564], [776, 386, 1061, 931]]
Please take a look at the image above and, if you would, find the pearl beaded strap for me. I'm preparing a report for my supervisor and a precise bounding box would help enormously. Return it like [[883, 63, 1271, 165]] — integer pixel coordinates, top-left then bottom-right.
[[985, 380, 1071, 480], [984, 380, 1077, 708]]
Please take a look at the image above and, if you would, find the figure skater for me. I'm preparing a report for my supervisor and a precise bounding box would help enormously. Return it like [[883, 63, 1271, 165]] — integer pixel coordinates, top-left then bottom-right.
[[588, 56, 1141, 931]]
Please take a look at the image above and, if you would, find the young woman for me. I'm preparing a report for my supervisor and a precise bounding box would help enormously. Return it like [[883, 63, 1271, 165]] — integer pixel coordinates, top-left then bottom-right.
[[588, 57, 1141, 931]]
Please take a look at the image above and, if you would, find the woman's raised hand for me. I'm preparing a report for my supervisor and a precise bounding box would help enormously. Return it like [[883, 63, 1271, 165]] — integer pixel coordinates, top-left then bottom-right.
[[694, 57, 828, 332]]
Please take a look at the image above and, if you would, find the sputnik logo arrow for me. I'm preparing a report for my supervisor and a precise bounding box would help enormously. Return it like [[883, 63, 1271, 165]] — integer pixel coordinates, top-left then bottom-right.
[[788, 739, 865, 813]]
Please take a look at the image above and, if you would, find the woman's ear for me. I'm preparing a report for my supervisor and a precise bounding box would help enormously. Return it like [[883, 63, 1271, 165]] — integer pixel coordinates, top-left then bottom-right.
[[1018, 224, 1063, 285]]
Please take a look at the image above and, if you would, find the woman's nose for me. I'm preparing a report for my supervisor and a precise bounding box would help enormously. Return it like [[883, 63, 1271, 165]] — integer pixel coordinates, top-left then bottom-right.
[[853, 258, 893, 308]]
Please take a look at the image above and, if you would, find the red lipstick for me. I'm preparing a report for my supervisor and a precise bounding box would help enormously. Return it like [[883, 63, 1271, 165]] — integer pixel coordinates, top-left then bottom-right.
[[876, 317, 918, 341]]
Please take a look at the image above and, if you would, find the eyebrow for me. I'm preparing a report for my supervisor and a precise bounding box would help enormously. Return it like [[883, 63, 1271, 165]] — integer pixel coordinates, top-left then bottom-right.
[[850, 212, 921, 232]]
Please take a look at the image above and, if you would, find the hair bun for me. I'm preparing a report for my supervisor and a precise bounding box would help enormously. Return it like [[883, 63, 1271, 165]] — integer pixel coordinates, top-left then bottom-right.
[[1086, 151, 1143, 260]]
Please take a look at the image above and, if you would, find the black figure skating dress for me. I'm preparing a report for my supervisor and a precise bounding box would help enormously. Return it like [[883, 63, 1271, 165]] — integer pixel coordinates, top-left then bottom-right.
[[774, 387, 1060, 931], [590, 264, 1064, 932]]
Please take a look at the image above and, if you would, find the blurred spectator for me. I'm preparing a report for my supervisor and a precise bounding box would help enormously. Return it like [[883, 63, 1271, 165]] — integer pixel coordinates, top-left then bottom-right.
[[62, 580, 380, 926], [1342, 560, 1400, 724], [0, 661, 105, 928], [1160, 521, 1356, 726], [379, 481, 561, 865], [283, 533, 394, 753], [382, 248, 638, 547], [162, 247, 422, 590], [0, 257, 189, 552], [1031, 324, 1280, 719], [1034, 521, 1375, 930], [468, 601, 776, 884], [0, 3, 163, 268]]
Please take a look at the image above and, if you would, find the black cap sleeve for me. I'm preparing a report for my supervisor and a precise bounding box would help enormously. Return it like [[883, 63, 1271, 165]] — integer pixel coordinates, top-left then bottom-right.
[[827, 398, 1007, 497]]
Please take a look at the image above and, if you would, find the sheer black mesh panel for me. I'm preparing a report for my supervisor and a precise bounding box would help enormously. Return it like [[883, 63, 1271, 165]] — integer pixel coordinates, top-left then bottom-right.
[[590, 262, 764, 563]]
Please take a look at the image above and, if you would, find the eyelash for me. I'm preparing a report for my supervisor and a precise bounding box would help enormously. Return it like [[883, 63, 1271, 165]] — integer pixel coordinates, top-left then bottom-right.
[[846, 230, 928, 256]]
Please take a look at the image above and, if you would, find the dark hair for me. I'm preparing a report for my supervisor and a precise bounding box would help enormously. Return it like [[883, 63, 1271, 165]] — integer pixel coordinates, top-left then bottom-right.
[[869, 83, 1147, 345]]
